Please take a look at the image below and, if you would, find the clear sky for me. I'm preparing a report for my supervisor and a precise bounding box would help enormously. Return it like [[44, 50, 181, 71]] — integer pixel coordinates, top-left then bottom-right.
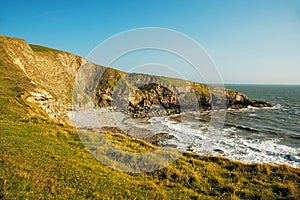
[[1, 0, 300, 84]]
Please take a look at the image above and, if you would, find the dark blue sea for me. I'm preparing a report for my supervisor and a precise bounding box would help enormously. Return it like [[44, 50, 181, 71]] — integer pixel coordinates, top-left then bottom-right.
[[225, 84, 300, 147], [211, 84, 299, 167]]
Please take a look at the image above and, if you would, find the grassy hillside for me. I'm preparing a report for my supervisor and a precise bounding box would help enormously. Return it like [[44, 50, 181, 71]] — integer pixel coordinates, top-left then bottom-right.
[[0, 38, 299, 199]]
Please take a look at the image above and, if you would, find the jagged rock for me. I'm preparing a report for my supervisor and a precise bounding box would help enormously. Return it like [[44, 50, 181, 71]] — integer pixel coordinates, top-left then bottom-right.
[[226, 91, 272, 109], [126, 83, 181, 118], [144, 133, 175, 146]]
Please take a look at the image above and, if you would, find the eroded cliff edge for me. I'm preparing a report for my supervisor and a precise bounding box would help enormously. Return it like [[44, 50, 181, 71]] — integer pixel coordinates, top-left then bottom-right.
[[0, 35, 272, 122], [94, 70, 272, 118]]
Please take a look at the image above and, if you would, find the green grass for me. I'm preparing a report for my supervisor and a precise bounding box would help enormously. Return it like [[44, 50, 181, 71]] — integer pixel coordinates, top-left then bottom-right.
[[0, 46, 300, 199], [29, 44, 62, 53]]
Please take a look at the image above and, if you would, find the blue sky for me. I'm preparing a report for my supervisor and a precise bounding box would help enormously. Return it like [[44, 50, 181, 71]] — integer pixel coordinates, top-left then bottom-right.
[[1, 0, 300, 84]]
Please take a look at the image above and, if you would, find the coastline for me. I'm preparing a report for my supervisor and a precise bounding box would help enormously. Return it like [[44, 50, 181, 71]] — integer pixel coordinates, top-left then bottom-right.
[[69, 107, 300, 168]]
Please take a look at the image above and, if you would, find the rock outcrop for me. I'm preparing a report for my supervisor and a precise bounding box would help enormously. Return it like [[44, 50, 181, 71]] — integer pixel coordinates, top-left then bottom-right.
[[94, 72, 272, 118], [0, 35, 272, 121]]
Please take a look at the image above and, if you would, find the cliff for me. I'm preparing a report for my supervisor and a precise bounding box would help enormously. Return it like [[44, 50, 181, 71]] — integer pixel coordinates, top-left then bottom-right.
[[0, 35, 271, 121], [94, 71, 271, 117]]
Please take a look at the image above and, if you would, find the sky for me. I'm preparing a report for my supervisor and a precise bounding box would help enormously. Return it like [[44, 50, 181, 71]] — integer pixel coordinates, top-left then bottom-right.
[[1, 0, 300, 84]]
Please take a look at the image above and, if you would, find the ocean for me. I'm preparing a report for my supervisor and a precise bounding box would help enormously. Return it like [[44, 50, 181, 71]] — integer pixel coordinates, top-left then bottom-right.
[[70, 84, 300, 168], [222, 84, 300, 167]]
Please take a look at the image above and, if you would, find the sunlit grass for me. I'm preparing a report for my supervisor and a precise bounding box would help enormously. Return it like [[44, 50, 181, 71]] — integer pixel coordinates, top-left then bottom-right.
[[29, 44, 62, 53]]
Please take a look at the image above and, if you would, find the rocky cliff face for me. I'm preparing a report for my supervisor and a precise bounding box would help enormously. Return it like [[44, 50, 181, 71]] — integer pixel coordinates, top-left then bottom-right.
[[94, 71, 272, 118], [0, 35, 272, 121], [0, 36, 89, 122]]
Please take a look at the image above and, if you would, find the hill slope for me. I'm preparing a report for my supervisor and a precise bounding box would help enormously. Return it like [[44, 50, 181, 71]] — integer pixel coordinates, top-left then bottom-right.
[[0, 35, 299, 199]]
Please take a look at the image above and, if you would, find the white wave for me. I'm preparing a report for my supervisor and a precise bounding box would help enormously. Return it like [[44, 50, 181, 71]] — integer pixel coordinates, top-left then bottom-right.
[[158, 117, 299, 168], [247, 105, 260, 110], [194, 133, 299, 168], [264, 103, 283, 110], [248, 113, 258, 117]]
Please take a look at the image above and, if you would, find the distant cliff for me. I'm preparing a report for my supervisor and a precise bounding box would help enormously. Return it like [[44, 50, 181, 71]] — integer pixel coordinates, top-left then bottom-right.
[[0, 35, 272, 121], [94, 69, 272, 118]]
